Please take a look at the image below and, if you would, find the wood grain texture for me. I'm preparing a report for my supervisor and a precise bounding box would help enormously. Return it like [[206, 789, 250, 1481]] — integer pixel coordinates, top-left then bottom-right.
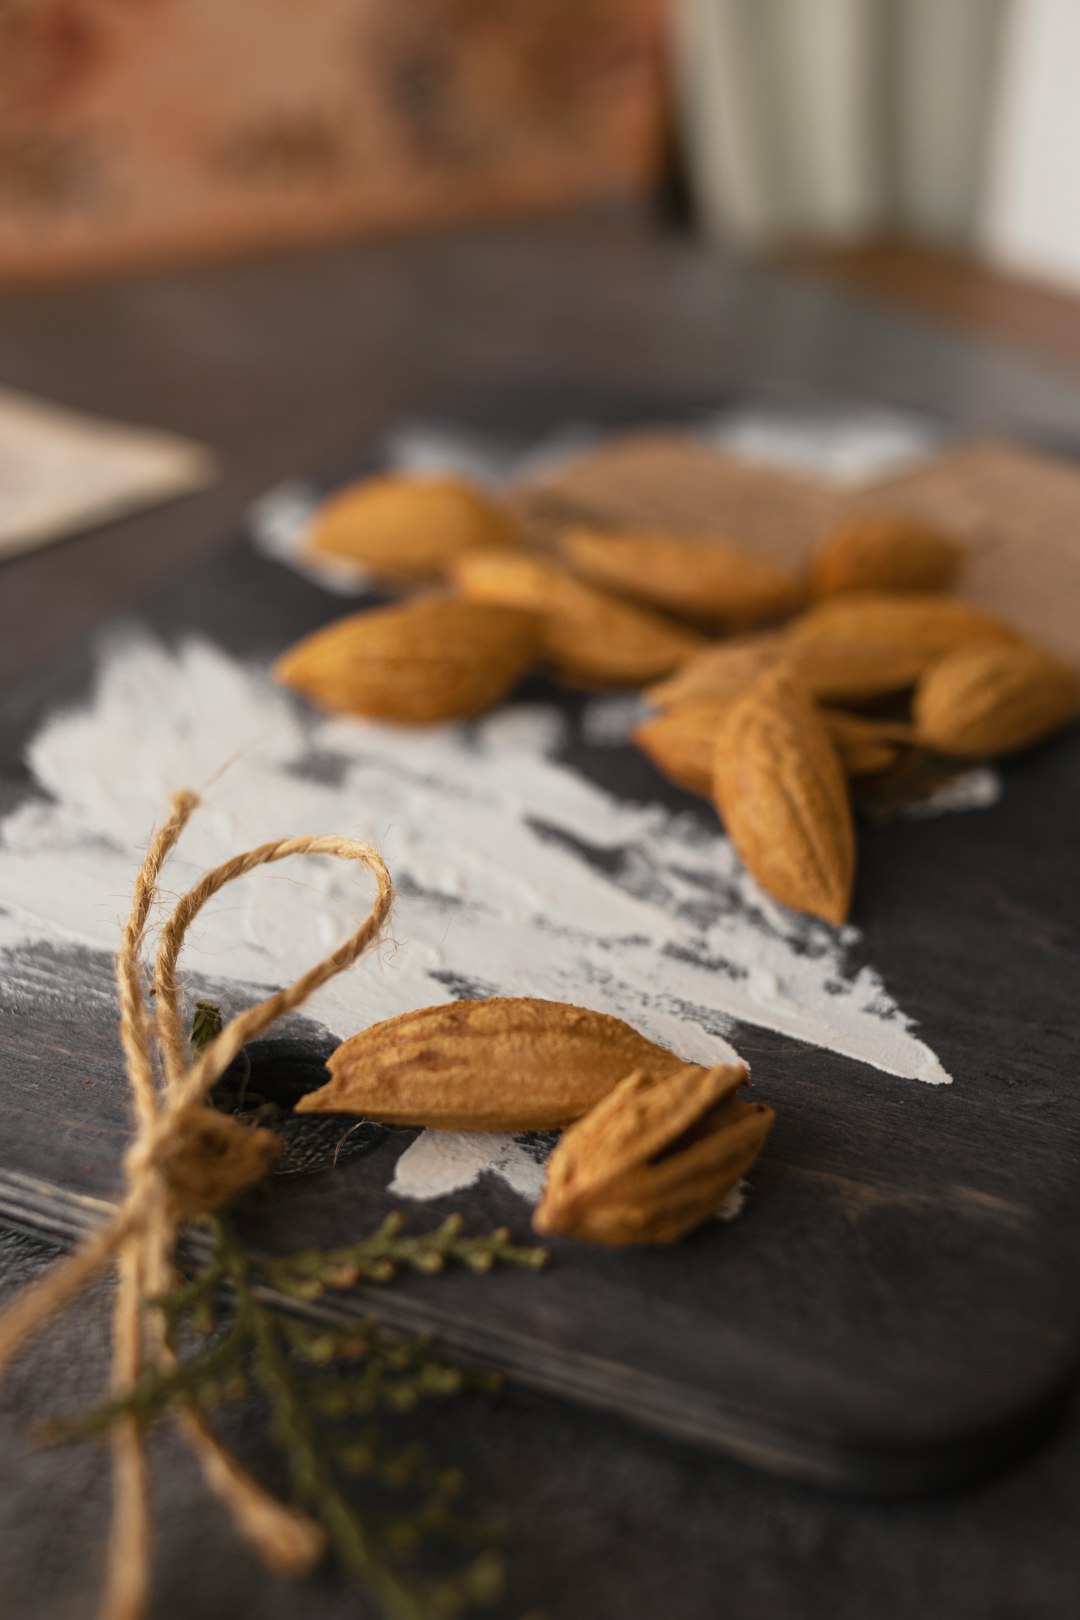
[[1, 388, 1079, 1500]]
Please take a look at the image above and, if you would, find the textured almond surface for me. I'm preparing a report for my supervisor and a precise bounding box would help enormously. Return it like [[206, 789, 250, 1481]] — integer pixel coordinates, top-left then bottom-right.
[[274, 598, 540, 724], [534, 1062, 774, 1247], [713, 670, 855, 925], [560, 528, 805, 627], [453, 552, 703, 686], [634, 703, 727, 796], [915, 640, 1080, 758], [296, 997, 693, 1131], [788, 592, 1015, 702], [812, 514, 963, 598], [307, 476, 518, 579], [637, 701, 914, 796], [644, 633, 790, 711]]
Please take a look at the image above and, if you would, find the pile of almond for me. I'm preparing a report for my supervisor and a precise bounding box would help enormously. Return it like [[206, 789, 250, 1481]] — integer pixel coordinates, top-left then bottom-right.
[[275, 470, 1079, 928]]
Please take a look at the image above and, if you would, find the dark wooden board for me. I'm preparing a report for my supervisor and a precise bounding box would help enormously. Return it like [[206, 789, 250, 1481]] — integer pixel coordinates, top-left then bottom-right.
[[1, 386, 1079, 1498]]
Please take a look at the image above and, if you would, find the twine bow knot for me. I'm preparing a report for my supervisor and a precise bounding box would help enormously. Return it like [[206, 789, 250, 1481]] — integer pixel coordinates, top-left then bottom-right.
[[0, 789, 394, 1620], [123, 1106, 282, 1222]]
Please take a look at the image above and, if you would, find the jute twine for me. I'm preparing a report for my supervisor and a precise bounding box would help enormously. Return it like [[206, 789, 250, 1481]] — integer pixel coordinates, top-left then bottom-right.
[[0, 790, 394, 1620]]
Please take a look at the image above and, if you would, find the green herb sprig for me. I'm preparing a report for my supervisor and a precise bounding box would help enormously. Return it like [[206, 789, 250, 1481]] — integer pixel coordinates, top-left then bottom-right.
[[51, 1209, 546, 1620]]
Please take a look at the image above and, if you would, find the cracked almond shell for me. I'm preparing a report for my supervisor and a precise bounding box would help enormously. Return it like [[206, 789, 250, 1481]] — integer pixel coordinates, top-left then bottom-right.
[[533, 1062, 774, 1247]]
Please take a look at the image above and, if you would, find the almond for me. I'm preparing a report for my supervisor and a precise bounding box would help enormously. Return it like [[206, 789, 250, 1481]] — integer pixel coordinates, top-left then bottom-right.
[[713, 670, 855, 925], [812, 514, 963, 597], [295, 997, 695, 1131], [787, 592, 1016, 702], [634, 703, 726, 796], [915, 640, 1080, 758], [637, 700, 915, 796], [644, 632, 790, 710], [560, 528, 805, 628], [307, 475, 518, 580], [452, 552, 703, 686], [533, 1062, 773, 1247], [274, 598, 540, 724]]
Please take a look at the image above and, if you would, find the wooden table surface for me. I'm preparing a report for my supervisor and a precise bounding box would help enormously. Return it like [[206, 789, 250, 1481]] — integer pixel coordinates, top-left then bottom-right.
[[2, 205, 1079, 1620]]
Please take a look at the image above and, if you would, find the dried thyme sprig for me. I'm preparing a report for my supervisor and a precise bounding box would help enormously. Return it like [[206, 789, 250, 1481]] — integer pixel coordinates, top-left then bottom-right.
[[266, 1212, 549, 1297], [50, 1209, 547, 1620]]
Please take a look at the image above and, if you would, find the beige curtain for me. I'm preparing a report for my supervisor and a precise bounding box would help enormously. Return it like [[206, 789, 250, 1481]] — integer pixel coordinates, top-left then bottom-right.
[[672, 0, 1007, 249]]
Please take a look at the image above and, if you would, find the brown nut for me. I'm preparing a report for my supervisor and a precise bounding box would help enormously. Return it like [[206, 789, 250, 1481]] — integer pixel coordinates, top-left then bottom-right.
[[561, 528, 805, 628], [453, 551, 703, 687], [812, 514, 963, 598], [713, 669, 855, 926], [307, 475, 518, 580], [274, 598, 540, 724], [297, 997, 696, 1131], [533, 1062, 773, 1247], [915, 640, 1079, 758]]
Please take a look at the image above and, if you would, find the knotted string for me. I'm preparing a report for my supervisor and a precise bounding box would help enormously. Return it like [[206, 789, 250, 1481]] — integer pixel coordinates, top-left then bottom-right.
[[0, 790, 394, 1620]]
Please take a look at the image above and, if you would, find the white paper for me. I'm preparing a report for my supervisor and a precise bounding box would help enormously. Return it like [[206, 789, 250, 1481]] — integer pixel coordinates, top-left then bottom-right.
[[0, 386, 217, 563]]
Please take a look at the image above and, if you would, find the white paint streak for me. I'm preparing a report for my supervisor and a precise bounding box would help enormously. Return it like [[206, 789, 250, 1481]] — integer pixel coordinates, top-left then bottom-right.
[[390, 1131, 549, 1203], [0, 635, 955, 1206], [706, 405, 940, 483], [901, 767, 1003, 818], [715, 1181, 747, 1222]]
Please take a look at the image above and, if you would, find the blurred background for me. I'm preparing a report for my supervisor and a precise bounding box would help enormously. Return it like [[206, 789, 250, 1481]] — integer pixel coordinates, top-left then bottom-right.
[[8, 0, 1080, 681], [0, 0, 1078, 290]]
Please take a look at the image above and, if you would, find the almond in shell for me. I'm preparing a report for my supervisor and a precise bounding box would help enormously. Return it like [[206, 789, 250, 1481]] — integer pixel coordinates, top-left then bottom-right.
[[915, 640, 1079, 758], [560, 528, 805, 628], [636, 700, 915, 797], [644, 632, 790, 711], [533, 1062, 773, 1247], [713, 670, 855, 925], [633, 703, 726, 796], [812, 514, 963, 598], [452, 552, 703, 686], [274, 598, 539, 724], [307, 475, 518, 580], [787, 592, 1016, 702], [295, 997, 696, 1131]]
